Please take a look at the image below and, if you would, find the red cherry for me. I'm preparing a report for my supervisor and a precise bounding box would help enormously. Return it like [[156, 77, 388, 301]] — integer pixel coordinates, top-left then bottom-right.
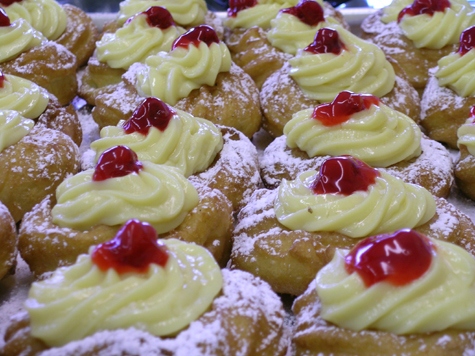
[[0, 70, 5, 89], [0, 8, 10, 27], [0, 0, 21, 6], [172, 25, 220, 50], [398, 0, 450, 23], [91, 219, 169, 274], [143, 6, 175, 29], [310, 156, 380, 195], [227, 0, 257, 17], [304, 27, 346, 55], [458, 26, 475, 56], [93, 146, 143, 182], [312, 91, 380, 127], [123, 98, 175, 135], [281, 0, 325, 27], [345, 229, 433, 287]]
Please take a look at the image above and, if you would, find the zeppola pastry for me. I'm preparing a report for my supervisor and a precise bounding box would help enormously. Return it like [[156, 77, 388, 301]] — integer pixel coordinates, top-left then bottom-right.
[[455, 107, 475, 200], [0, 200, 16, 281], [4, 219, 289, 356]]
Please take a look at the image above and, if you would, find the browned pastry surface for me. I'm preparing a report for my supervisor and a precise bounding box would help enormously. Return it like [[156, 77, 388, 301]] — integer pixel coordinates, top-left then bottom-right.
[[455, 145, 475, 201], [0, 127, 80, 223], [260, 58, 420, 138], [0, 42, 78, 106], [259, 135, 454, 198], [0, 202, 17, 281], [18, 183, 233, 277], [231, 189, 475, 296], [292, 278, 475, 356]]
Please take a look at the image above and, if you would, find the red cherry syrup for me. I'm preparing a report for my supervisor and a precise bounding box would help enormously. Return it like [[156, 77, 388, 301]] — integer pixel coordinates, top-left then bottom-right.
[[310, 156, 380, 195], [123, 98, 175, 135], [345, 229, 433, 287], [93, 145, 143, 182], [305, 27, 346, 55], [172, 25, 220, 50], [0, 8, 10, 26], [470, 106, 475, 123], [141, 6, 175, 29], [458, 26, 475, 56], [398, 0, 451, 23], [0, 0, 22, 6], [92, 219, 169, 274], [281, 0, 325, 26], [227, 0, 257, 17], [0, 71, 5, 88], [312, 91, 380, 126]]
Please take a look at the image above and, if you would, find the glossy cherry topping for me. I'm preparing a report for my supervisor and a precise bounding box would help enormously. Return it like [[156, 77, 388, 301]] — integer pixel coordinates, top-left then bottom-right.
[[305, 28, 346, 55], [123, 98, 176, 135], [458, 26, 475, 56], [312, 91, 380, 126], [139, 6, 175, 29], [345, 229, 434, 287], [0, 8, 10, 27], [0, 0, 22, 7], [172, 25, 220, 50], [470, 106, 475, 123], [281, 0, 325, 26], [92, 219, 169, 274], [310, 156, 380, 195], [227, 0, 257, 17], [0, 71, 5, 89], [398, 0, 451, 23], [93, 145, 143, 182]]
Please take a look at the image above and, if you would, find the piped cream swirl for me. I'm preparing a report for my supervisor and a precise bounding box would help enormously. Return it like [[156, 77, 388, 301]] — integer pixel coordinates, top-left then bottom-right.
[[26, 238, 223, 347], [284, 104, 421, 167], [457, 117, 475, 155], [0, 110, 34, 153], [274, 169, 435, 238], [96, 14, 185, 70], [289, 25, 395, 102], [435, 51, 475, 97], [398, 0, 475, 49], [117, 0, 207, 26], [0, 18, 46, 63], [90, 109, 223, 177], [51, 163, 199, 233], [1, 0, 67, 40], [380, 0, 412, 24], [0, 74, 49, 119], [136, 41, 231, 105], [317, 238, 475, 334]]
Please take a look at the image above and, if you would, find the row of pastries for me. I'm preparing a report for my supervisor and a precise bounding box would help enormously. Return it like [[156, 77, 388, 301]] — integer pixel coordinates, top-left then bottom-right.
[[2, 0, 475, 355]]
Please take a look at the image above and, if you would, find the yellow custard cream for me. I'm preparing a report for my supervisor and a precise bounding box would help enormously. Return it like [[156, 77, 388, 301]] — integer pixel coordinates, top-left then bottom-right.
[[91, 109, 223, 178], [436, 50, 475, 97], [51, 163, 199, 233], [398, 0, 475, 49], [458, 117, 475, 155], [317, 238, 475, 334], [380, 0, 412, 23], [0, 110, 34, 152], [0, 18, 46, 63], [96, 14, 185, 70], [274, 170, 435, 238], [289, 26, 395, 102], [0, 74, 49, 118], [0, 0, 67, 40], [117, 0, 207, 26], [136, 41, 231, 105], [26, 238, 223, 347], [284, 104, 421, 167]]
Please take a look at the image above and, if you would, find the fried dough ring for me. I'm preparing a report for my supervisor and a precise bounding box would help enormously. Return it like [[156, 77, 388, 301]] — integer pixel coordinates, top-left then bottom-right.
[[455, 145, 475, 201], [0, 127, 80, 223], [230, 189, 475, 296], [0, 202, 17, 281], [260, 59, 420, 138]]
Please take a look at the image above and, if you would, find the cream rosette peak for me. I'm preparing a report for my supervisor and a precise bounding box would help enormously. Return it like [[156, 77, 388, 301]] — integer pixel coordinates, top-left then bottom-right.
[[457, 110, 475, 155], [284, 92, 422, 168], [380, 0, 413, 23], [96, 7, 186, 70], [0, 109, 34, 152], [274, 156, 436, 238], [317, 230, 475, 334], [26, 219, 223, 347], [136, 25, 231, 106], [289, 25, 395, 102]]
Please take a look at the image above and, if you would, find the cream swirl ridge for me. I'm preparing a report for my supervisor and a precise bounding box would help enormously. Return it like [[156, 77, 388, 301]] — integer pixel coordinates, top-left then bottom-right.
[[51, 162, 199, 233], [0, 110, 34, 153], [26, 238, 223, 347], [289, 26, 395, 102], [380, 0, 412, 23], [284, 104, 421, 167], [0, 18, 46, 63], [91, 108, 224, 177], [136, 41, 231, 105], [435, 51, 475, 97], [458, 117, 475, 155], [274, 169, 435, 238]]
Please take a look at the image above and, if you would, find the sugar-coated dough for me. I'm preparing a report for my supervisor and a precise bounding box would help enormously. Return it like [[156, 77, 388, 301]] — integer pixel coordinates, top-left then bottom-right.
[[456, 146, 475, 200], [0, 201, 17, 281]]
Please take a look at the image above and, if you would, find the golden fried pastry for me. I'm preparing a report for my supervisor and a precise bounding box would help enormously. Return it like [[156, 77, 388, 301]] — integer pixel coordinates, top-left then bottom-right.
[[87, 98, 260, 211], [260, 26, 420, 137], [4, 221, 288, 356], [260, 92, 454, 198], [293, 230, 475, 355], [455, 113, 475, 200], [231, 156, 475, 296], [0, 201, 17, 280]]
